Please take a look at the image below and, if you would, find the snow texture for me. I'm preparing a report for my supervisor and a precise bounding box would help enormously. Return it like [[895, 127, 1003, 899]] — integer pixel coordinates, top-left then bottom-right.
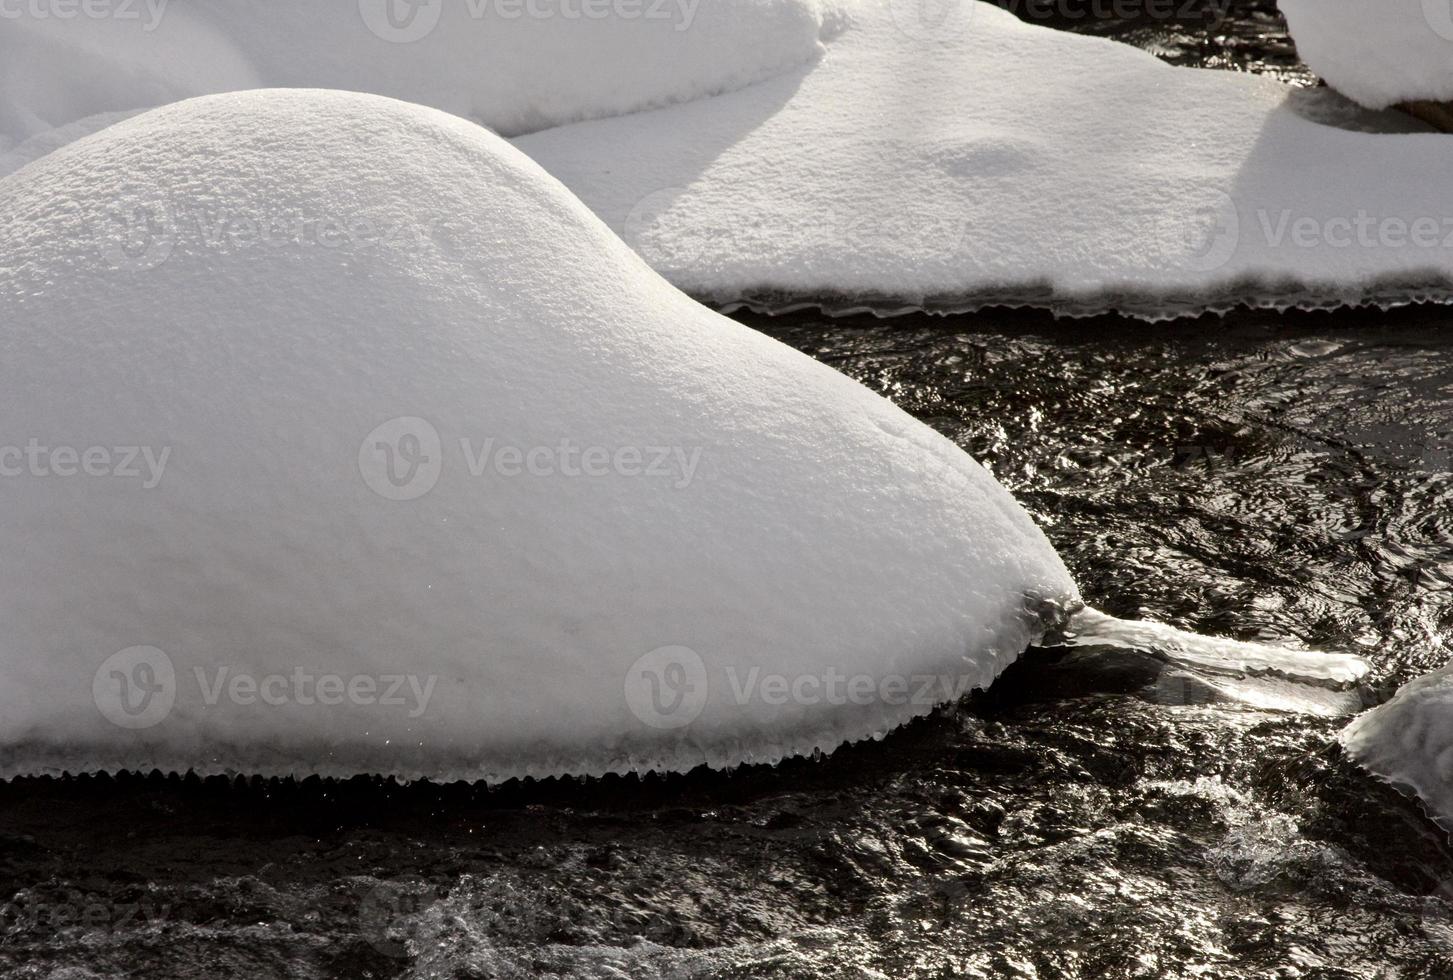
[[0, 89, 1078, 782], [518, 1, 1453, 318], [1279, 0, 1453, 109], [6, 2, 1453, 318], [0, 0, 833, 142], [0, 109, 141, 177]]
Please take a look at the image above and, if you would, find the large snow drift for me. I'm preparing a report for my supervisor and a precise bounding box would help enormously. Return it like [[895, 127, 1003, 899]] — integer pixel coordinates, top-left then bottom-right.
[[0, 89, 1077, 781], [1278, 0, 1453, 109], [1342, 665, 1453, 829], [0, 0, 832, 145], [518, 1, 1453, 317], [7, 2, 1453, 318]]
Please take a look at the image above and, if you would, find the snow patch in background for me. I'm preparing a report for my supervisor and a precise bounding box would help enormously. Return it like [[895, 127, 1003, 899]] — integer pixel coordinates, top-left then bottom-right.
[[0, 109, 141, 177], [6, 2, 1453, 319], [0, 0, 835, 144], [518, 1, 1453, 319], [1278, 0, 1453, 109], [0, 88, 1077, 782]]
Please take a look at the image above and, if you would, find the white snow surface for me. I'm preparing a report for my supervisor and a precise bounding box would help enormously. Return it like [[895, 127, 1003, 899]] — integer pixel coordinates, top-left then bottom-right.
[[0, 89, 1077, 781], [6, 2, 1453, 317], [1279, 0, 1453, 109], [0, 0, 833, 142], [1342, 663, 1453, 830], [518, 1, 1453, 317], [0, 109, 141, 177]]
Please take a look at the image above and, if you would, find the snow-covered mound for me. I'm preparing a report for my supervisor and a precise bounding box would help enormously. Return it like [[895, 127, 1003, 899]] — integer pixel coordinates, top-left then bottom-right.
[[0, 89, 1077, 782], [1342, 665, 1453, 829], [1279, 0, 1453, 109], [0, 0, 832, 145]]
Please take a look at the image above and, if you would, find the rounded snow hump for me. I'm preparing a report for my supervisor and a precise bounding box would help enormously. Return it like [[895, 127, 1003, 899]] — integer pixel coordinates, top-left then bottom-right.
[[0, 89, 1077, 782]]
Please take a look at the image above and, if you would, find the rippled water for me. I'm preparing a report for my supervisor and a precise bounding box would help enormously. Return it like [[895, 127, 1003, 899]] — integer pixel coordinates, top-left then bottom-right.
[[6, 9, 1453, 980]]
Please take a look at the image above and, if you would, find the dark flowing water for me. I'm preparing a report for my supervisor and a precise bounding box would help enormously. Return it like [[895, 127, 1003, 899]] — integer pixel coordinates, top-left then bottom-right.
[[6, 8, 1453, 980], [992, 0, 1315, 84]]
